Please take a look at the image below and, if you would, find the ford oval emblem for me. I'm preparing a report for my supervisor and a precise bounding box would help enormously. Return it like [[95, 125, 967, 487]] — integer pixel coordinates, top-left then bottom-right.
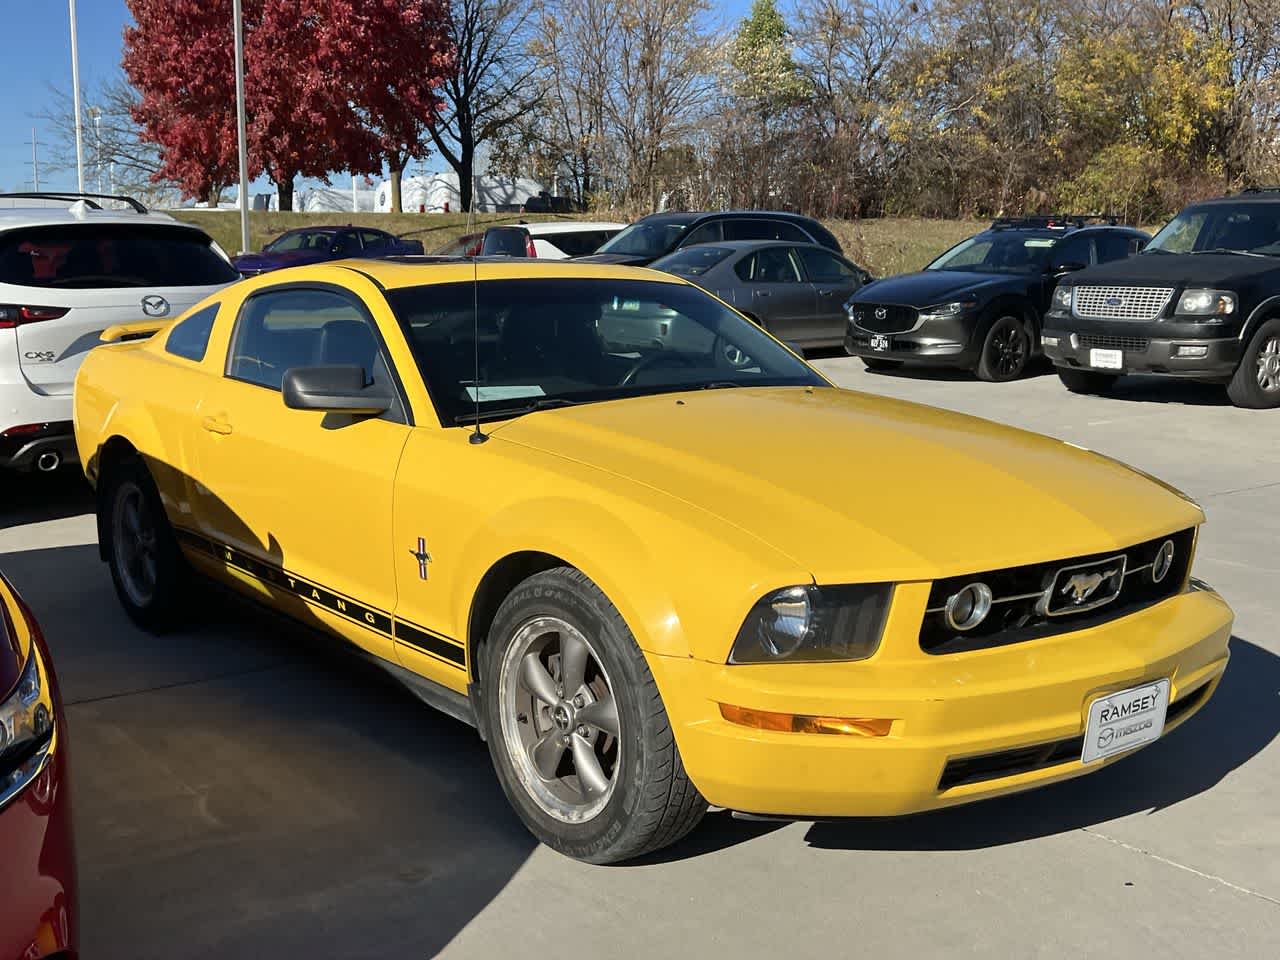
[[1104, 296, 1122, 307]]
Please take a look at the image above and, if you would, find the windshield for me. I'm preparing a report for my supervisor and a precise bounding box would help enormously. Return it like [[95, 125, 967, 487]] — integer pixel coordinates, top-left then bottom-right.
[[595, 219, 691, 258], [650, 246, 732, 276], [387, 277, 825, 424], [265, 230, 334, 253], [0, 224, 238, 288], [927, 233, 1055, 275], [1145, 203, 1280, 256]]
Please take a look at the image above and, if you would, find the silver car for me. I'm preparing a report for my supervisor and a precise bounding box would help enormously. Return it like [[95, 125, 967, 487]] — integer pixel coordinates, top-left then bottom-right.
[[649, 240, 871, 349]]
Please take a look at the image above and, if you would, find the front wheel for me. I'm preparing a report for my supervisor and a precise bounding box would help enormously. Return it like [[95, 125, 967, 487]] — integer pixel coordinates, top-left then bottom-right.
[[1227, 318, 1280, 408], [975, 315, 1031, 382], [101, 457, 188, 631], [481, 567, 706, 863], [1056, 367, 1119, 396]]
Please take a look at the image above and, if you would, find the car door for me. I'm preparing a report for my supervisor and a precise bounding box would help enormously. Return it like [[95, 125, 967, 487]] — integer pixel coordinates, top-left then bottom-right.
[[793, 246, 866, 342], [735, 247, 816, 341], [188, 281, 412, 662]]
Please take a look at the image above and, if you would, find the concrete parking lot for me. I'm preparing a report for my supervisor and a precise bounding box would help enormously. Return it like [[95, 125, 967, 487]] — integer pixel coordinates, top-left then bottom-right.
[[2, 358, 1277, 958]]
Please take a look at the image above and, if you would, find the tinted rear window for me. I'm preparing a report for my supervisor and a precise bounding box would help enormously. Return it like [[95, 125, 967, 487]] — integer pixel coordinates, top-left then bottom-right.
[[0, 224, 238, 288], [650, 246, 732, 276], [542, 230, 617, 257]]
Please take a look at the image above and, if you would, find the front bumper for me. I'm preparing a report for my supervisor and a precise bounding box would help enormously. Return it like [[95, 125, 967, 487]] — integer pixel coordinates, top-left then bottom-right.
[[1041, 313, 1244, 380], [844, 314, 980, 367], [649, 584, 1232, 817]]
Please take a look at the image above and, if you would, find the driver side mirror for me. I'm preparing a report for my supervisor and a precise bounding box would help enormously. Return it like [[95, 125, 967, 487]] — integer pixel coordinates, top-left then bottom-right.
[[1053, 261, 1087, 276], [282, 365, 391, 415]]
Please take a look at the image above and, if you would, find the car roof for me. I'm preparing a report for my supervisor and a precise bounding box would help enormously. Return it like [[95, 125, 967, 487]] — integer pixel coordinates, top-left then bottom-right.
[[670, 239, 836, 253], [639, 210, 814, 225], [0, 205, 185, 232], [281, 257, 689, 291]]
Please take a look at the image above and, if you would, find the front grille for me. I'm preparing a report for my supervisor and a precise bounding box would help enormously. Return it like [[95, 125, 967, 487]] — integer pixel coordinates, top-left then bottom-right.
[[920, 528, 1195, 655], [1074, 286, 1174, 321], [1078, 334, 1150, 353], [937, 679, 1213, 790], [851, 304, 918, 334]]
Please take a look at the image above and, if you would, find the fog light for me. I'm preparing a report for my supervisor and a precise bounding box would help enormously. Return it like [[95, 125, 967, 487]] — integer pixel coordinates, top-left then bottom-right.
[[1041, 336, 1060, 348], [944, 582, 992, 632], [1151, 539, 1176, 583], [719, 703, 893, 737], [1175, 344, 1209, 359]]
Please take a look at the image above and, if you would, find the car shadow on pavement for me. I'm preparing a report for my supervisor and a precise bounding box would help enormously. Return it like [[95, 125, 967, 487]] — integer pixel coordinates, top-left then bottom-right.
[[1, 541, 539, 960], [860, 356, 1057, 383], [802, 634, 1275, 854], [0, 468, 94, 529], [1091, 377, 1232, 407]]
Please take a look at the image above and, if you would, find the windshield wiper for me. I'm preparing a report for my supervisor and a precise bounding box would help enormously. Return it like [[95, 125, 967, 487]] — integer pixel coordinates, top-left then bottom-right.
[[698, 381, 745, 390], [1190, 247, 1268, 258], [452, 396, 584, 425]]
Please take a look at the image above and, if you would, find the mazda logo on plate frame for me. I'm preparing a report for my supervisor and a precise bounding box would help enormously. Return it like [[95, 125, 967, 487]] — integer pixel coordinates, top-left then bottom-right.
[[141, 295, 170, 318]]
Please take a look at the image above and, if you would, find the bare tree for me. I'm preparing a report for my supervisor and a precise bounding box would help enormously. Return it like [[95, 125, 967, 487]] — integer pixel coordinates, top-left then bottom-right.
[[427, 0, 542, 211]]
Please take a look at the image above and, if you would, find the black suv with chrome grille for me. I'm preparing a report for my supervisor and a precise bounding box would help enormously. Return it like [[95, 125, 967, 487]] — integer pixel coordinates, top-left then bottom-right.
[[845, 216, 1148, 381], [1043, 191, 1280, 408]]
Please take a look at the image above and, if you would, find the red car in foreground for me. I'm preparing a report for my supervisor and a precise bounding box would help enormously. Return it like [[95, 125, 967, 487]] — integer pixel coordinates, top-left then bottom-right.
[[0, 573, 75, 960]]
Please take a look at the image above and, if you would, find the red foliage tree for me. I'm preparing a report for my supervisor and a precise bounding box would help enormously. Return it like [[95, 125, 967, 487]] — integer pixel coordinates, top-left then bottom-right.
[[123, 0, 453, 211]]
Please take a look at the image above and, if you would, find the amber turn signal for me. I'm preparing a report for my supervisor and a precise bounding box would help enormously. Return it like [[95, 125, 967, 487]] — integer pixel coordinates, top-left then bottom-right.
[[719, 703, 893, 737]]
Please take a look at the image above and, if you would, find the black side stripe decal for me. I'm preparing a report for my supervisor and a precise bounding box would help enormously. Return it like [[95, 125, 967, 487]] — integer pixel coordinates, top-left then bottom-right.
[[175, 527, 466, 667]]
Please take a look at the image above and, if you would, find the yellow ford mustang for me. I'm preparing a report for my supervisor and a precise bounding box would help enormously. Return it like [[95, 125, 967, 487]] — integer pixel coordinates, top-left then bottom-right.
[[73, 259, 1232, 863]]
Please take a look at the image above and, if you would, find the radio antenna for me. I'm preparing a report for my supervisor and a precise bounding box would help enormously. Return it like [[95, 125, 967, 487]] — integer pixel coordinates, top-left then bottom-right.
[[468, 253, 487, 444]]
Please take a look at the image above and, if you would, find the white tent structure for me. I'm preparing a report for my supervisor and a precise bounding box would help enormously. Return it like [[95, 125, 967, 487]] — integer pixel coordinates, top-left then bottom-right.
[[376, 172, 547, 213], [299, 183, 378, 213]]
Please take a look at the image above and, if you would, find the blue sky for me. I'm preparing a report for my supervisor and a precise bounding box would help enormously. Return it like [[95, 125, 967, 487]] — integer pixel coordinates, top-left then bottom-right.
[[3, 1, 754, 199]]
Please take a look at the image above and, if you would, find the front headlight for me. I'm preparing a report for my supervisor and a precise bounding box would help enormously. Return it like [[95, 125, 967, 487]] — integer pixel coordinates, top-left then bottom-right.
[[1052, 285, 1073, 311], [919, 300, 976, 321], [1175, 288, 1236, 320], [0, 638, 54, 809], [728, 583, 892, 663]]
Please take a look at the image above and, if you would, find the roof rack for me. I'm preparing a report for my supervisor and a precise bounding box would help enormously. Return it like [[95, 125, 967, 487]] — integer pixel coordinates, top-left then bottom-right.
[[1239, 186, 1280, 195], [0, 191, 149, 214], [989, 214, 1120, 230]]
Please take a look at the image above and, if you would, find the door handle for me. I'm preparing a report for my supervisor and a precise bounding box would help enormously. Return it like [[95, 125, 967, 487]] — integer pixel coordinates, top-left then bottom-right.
[[756, 290, 772, 297], [202, 415, 232, 436]]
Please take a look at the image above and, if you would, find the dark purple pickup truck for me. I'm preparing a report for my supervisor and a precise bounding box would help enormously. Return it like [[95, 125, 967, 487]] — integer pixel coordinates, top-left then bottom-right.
[[231, 225, 425, 276]]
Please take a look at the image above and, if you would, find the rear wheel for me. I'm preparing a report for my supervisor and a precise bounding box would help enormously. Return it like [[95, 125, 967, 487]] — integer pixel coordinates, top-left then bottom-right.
[[861, 357, 902, 373], [482, 567, 706, 863], [1227, 318, 1280, 409], [102, 457, 188, 630], [976, 315, 1031, 382], [1056, 367, 1119, 395]]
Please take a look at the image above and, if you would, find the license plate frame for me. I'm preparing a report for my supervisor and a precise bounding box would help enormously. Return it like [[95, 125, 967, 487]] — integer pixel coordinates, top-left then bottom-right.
[[870, 334, 891, 352], [1089, 348, 1123, 370], [1081, 678, 1169, 764]]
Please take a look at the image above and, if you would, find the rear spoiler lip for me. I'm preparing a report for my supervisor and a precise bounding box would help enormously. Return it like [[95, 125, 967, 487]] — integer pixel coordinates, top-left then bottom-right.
[[100, 319, 171, 343]]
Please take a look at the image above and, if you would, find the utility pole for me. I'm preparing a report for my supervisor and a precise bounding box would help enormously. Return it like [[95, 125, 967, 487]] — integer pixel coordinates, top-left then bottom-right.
[[90, 107, 103, 194], [27, 128, 40, 191], [232, 0, 250, 253], [68, 0, 85, 192]]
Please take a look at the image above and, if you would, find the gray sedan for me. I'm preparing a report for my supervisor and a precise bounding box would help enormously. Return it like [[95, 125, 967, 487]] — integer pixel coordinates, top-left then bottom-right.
[[649, 240, 871, 348]]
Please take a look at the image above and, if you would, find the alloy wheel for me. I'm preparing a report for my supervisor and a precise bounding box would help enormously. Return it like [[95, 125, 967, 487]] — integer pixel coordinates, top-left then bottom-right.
[[1256, 335, 1280, 393], [112, 481, 158, 608], [498, 616, 621, 823], [988, 320, 1028, 378]]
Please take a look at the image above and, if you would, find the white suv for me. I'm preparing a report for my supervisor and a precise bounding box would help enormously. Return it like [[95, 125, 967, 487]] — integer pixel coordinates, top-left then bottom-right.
[[431, 221, 627, 259], [0, 193, 238, 473]]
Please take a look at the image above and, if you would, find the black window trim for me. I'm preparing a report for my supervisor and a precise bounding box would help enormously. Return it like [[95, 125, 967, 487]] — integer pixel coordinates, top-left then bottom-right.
[[224, 279, 415, 426]]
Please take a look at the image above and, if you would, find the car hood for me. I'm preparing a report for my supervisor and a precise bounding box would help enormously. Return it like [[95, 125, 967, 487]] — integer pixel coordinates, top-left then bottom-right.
[[232, 249, 329, 271], [1066, 252, 1280, 288], [852, 270, 1016, 307], [490, 386, 1202, 582], [575, 253, 651, 266]]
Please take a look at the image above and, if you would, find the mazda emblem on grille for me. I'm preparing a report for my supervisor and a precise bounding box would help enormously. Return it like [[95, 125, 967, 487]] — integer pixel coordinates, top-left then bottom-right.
[[875, 307, 887, 320]]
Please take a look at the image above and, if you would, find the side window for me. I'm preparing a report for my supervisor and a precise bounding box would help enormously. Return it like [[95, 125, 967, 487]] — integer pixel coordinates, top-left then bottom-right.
[[1095, 232, 1143, 262], [753, 247, 803, 283], [796, 248, 856, 282], [683, 221, 723, 246], [228, 289, 392, 398], [1049, 234, 1094, 269], [734, 254, 755, 282], [724, 219, 809, 242], [359, 230, 387, 249], [331, 232, 362, 256], [165, 303, 219, 362]]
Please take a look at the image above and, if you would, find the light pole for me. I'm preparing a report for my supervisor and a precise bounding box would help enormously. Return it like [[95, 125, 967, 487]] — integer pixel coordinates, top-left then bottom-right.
[[232, 0, 250, 253], [68, 0, 85, 193], [90, 107, 103, 194]]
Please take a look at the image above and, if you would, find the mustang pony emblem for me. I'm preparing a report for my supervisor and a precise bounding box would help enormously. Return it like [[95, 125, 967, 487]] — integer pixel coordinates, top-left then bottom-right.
[[410, 537, 432, 580], [1061, 568, 1120, 604]]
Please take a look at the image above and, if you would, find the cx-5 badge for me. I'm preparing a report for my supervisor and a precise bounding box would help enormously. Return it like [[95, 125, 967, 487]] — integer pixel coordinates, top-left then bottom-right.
[[410, 537, 432, 580]]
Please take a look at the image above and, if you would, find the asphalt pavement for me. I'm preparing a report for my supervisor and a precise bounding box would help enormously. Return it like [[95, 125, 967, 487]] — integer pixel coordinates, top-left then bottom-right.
[[2, 357, 1277, 958]]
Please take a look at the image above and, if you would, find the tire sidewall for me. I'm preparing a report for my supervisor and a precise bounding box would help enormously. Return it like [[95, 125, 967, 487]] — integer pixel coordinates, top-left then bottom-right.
[[1229, 318, 1280, 408], [481, 572, 653, 862], [977, 314, 1030, 382], [102, 458, 185, 630]]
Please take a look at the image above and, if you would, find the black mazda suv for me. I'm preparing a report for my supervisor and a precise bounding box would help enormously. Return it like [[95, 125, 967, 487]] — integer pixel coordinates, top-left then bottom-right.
[[844, 217, 1149, 381], [1043, 190, 1280, 408]]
